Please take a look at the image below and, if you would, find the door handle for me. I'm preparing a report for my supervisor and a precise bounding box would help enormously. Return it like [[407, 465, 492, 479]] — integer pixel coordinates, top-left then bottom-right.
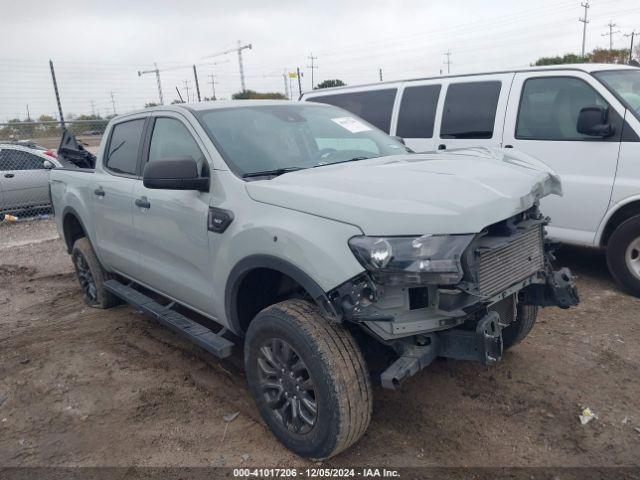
[[135, 197, 150, 209], [437, 144, 446, 150], [4, 173, 15, 178], [504, 144, 514, 149], [94, 187, 105, 197]]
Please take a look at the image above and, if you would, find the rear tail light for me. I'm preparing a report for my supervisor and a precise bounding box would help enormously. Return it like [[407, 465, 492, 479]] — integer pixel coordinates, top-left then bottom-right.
[[44, 149, 58, 158]]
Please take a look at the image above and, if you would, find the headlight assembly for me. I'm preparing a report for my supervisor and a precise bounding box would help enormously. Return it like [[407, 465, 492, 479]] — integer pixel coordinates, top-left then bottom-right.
[[348, 234, 474, 286]]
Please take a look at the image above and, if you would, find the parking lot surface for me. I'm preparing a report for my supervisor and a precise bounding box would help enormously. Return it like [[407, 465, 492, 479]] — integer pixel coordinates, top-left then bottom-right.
[[0, 219, 639, 467]]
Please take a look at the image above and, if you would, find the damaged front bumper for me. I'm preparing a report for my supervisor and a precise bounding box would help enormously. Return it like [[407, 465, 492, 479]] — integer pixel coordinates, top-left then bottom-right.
[[328, 210, 579, 389]]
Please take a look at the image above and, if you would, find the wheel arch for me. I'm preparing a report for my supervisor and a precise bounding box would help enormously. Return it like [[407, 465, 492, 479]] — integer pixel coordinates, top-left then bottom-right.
[[224, 255, 338, 336], [598, 198, 640, 247], [61, 206, 91, 253]]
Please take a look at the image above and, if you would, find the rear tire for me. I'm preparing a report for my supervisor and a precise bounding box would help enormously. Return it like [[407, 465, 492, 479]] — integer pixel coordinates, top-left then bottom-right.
[[71, 237, 120, 309], [502, 304, 538, 350], [244, 299, 372, 459], [606, 215, 640, 297]]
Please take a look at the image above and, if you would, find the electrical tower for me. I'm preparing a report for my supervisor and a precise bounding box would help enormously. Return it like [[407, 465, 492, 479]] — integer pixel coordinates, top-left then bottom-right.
[[444, 50, 452, 74], [138, 63, 164, 104], [208, 74, 218, 100], [109, 91, 117, 115], [307, 53, 318, 90], [203, 41, 253, 92], [602, 21, 620, 51]]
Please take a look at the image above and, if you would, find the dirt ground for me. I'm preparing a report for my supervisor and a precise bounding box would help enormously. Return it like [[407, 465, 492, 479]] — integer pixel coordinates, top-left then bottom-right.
[[0, 219, 639, 468]]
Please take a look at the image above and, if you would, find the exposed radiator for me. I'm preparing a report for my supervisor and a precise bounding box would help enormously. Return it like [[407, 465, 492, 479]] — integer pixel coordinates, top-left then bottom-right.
[[476, 226, 544, 297]]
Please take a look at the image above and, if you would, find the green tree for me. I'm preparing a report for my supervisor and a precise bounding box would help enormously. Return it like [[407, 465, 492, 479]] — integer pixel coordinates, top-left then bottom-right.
[[532, 48, 631, 66], [315, 79, 346, 89], [532, 53, 583, 66], [144, 102, 160, 108], [232, 90, 287, 100]]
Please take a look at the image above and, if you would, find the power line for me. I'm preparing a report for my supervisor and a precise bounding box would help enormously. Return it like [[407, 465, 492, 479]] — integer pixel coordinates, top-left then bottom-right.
[[579, 2, 590, 58], [602, 21, 620, 51], [307, 53, 318, 89]]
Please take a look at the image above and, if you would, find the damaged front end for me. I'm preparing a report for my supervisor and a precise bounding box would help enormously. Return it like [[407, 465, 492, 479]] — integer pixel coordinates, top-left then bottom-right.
[[328, 205, 579, 389]]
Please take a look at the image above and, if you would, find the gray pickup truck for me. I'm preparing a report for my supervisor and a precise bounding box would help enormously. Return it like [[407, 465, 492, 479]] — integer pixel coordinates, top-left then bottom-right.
[[51, 100, 578, 459]]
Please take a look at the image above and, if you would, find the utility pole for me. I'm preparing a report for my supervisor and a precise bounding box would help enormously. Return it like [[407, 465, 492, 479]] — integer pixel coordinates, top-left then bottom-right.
[[602, 21, 620, 52], [207, 74, 217, 100], [444, 50, 452, 74], [26, 104, 30, 121], [307, 53, 318, 90], [109, 91, 117, 115], [296, 67, 303, 97], [138, 62, 164, 105], [283, 72, 290, 99], [49, 60, 65, 127], [193, 65, 201, 102], [624, 30, 637, 62], [579, 2, 590, 59], [183, 80, 191, 102], [379, 68, 383, 82], [90, 100, 96, 117]]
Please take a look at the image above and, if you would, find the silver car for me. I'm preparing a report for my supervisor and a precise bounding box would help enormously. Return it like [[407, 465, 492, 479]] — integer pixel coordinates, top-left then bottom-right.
[[0, 143, 61, 217]]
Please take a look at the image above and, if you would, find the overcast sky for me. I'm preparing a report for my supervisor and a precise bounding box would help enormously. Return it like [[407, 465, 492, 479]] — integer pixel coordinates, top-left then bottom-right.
[[1, 0, 639, 121]]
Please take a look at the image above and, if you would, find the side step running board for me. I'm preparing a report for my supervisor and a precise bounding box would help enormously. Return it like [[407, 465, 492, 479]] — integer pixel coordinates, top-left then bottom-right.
[[104, 279, 233, 359]]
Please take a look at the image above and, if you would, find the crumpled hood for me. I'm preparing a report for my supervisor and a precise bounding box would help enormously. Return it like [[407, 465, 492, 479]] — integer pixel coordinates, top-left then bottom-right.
[[246, 147, 562, 235]]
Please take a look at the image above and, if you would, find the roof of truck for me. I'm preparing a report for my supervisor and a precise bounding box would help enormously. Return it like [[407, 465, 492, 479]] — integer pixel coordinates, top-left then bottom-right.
[[300, 63, 639, 97], [140, 100, 322, 115]]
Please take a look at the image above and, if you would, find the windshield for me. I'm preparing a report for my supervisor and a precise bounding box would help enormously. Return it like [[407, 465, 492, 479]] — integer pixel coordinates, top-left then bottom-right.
[[196, 104, 410, 177], [593, 70, 640, 119]]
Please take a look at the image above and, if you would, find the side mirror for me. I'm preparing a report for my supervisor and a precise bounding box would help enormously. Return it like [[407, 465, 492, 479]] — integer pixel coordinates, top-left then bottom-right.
[[577, 105, 614, 137], [42, 160, 55, 170], [143, 157, 209, 192]]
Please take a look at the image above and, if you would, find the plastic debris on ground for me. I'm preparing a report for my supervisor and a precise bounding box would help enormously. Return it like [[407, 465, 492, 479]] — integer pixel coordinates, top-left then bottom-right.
[[579, 406, 597, 425]]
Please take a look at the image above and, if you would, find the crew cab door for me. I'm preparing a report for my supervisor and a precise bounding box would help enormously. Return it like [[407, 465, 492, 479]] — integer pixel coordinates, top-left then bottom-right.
[[94, 117, 146, 273], [502, 71, 624, 245], [131, 114, 213, 313], [434, 73, 513, 151]]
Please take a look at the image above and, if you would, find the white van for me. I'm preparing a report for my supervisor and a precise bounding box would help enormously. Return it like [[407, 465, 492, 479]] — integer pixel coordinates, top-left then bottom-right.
[[301, 64, 640, 296]]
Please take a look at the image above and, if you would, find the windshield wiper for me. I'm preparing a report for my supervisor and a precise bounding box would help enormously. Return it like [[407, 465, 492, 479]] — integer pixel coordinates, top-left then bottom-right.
[[242, 166, 306, 178], [314, 156, 375, 168]]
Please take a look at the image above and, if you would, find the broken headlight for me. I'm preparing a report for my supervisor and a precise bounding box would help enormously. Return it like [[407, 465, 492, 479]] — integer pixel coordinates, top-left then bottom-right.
[[348, 234, 474, 286]]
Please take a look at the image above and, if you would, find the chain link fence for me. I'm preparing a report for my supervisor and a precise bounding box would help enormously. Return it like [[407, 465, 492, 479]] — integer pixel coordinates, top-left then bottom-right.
[[0, 120, 106, 220]]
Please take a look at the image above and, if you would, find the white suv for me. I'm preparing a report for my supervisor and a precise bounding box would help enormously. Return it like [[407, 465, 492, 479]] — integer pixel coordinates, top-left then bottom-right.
[[302, 64, 640, 295]]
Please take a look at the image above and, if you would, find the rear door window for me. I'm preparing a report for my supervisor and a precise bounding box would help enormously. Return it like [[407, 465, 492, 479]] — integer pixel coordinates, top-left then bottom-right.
[[0, 149, 45, 170], [307, 89, 397, 133], [105, 119, 145, 175], [440, 81, 502, 139], [396, 84, 441, 138]]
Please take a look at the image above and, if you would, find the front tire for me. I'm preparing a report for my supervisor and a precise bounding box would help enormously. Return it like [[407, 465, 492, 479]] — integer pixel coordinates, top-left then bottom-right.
[[606, 215, 640, 297], [502, 304, 538, 350], [244, 299, 372, 459], [71, 237, 120, 309]]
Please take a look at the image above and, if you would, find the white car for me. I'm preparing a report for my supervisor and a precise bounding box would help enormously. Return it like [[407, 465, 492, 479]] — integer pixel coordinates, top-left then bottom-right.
[[0, 143, 61, 217], [302, 64, 640, 296]]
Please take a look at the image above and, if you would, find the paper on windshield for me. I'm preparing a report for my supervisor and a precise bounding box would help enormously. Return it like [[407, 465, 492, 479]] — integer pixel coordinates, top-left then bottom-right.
[[331, 117, 372, 133]]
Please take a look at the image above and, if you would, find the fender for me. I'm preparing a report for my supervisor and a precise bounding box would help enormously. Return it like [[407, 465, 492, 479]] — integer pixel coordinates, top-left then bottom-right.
[[60, 206, 108, 270], [224, 254, 339, 334], [595, 194, 640, 246]]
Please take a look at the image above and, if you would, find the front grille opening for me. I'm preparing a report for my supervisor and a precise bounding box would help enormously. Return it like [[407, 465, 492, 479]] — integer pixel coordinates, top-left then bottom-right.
[[408, 287, 429, 310]]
